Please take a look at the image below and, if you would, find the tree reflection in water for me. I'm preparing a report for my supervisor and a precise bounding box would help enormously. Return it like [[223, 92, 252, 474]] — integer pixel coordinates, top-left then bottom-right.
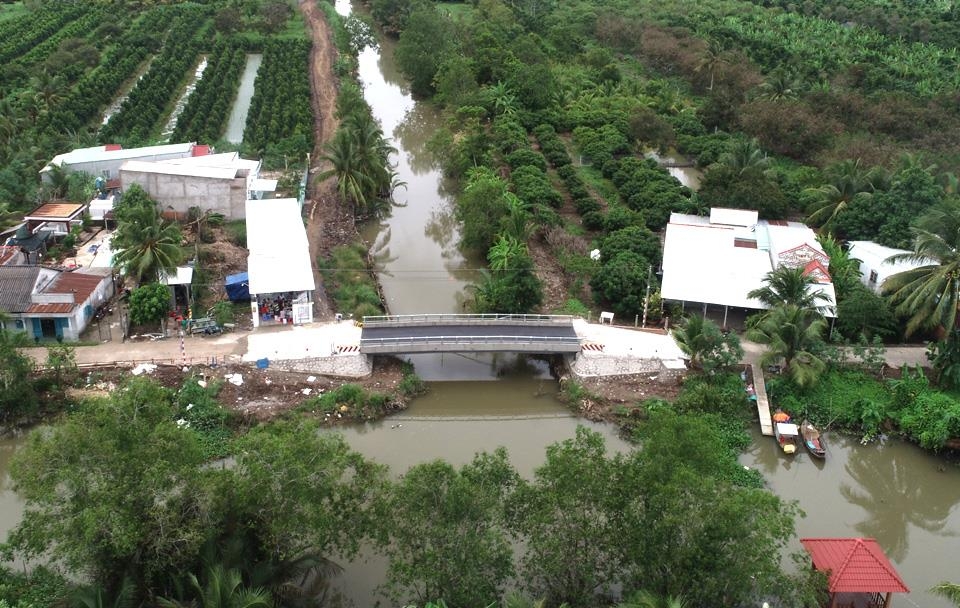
[[840, 439, 960, 562]]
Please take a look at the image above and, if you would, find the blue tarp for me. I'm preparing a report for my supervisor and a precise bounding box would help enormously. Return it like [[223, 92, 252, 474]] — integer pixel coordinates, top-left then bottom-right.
[[225, 272, 250, 302]]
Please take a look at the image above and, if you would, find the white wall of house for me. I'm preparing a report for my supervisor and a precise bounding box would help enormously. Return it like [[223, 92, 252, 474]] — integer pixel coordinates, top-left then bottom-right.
[[121, 170, 248, 218], [848, 241, 929, 294]]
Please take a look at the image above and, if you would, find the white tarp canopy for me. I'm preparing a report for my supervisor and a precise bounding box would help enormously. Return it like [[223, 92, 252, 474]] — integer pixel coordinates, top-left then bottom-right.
[[159, 266, 194, 286], [245, 198, 315, 296]]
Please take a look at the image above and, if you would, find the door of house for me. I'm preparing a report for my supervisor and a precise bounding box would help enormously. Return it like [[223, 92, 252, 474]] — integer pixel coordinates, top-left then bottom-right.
[[40, 318, 57, 339]]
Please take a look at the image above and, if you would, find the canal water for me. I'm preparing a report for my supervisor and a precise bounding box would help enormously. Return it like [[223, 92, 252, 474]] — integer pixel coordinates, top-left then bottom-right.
[[224, 54, 262, 144], [161, 56, 209, 142]]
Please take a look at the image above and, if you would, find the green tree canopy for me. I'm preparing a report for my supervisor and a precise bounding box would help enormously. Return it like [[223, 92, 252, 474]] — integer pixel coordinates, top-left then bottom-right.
[[377, 450, 518, 607]]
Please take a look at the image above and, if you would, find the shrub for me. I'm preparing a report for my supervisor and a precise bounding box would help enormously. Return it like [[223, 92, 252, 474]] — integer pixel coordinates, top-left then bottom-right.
[[506, 148, 547, 171]]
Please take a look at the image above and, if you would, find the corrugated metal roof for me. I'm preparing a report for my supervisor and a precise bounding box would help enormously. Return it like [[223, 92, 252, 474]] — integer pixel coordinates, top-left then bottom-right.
[[121, 160, 240, 180], [25, 271, 106, 315], [25, 202, 86, 219], [45, 142, 195, 169], [0, 266, 42, 313], [0, 246, 21, 266], [801, 538, 909, 594], [245, 198, 315, 295]]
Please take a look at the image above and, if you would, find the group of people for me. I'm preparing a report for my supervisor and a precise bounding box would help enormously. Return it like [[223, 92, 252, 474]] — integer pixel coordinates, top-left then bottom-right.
[[258, 295, 293, 323]]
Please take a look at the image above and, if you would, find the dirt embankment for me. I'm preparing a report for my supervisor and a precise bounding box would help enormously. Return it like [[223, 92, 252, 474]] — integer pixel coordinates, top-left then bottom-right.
[[299, 0, 361, 321]]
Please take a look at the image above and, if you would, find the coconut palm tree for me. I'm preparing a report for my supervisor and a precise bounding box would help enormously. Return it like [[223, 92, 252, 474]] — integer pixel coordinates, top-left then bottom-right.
[[618, 590, 688, 608], [757, 69, 804, 101], [805, 159, 882, 231], [672, 315, 714, 371], [714, 138, 770, 176], [748, 265, 830, 311], [931, 582, 960, 606], [882, 200, 960, 336], [694, 39, 729, 91], [112, 205, 184, 284], [817, 233, 862, 298], [159, 565, 271, 608], [747, 304, 827, 388]]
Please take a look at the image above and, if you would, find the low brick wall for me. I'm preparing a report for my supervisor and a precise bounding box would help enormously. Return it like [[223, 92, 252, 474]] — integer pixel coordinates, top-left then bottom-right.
[[267, 354, 372, 377], [567, 353, 663, 378]]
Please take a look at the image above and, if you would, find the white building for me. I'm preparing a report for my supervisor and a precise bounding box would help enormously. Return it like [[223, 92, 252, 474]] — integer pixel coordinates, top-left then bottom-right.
[[120, 151, 276, 220], [660, 208, 837, 327], [847, 240, 930, 294], [41, 142, 200, 182], [245, 198, 314, 328]]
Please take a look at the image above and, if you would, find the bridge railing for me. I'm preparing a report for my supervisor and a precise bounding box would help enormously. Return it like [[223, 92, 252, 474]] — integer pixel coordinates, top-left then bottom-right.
[[362, 314, 575, 327], [360, 334, 582, 354]]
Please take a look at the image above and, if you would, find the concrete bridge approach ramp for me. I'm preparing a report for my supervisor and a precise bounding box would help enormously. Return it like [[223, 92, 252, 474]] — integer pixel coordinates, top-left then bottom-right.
[[359, 314, 581, 355]]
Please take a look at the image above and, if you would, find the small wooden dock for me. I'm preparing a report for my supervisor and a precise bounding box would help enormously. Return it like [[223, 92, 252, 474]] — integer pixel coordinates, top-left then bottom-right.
[[752, 362, 774, 435]]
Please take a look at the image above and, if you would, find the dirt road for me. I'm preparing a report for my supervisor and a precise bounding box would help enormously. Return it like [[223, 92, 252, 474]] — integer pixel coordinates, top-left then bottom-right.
[[299, 0, 358, 321]]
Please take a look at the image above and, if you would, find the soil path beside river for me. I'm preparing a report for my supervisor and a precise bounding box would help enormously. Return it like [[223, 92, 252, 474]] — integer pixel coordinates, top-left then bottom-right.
[[300, 0, 359, 322]]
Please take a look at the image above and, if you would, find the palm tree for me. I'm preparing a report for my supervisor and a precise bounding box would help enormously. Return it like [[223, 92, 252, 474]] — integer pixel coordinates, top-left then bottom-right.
[[672, 315, 714, 371], [112, 205, 184, 284], [714, 138, 770, 176], [931, 582, 960, 606], [160, 565, 271, 608], [747, 304, 827, 388], [67, 579, 134, 608], [805, 159, 882, 230], [757, 70, 803, 101], [316, 130, 375, 214], [883, 201, 960, 336], [817, 233, 862, 299], [748, 265, 830, 311], [694, 39, 729, 91]]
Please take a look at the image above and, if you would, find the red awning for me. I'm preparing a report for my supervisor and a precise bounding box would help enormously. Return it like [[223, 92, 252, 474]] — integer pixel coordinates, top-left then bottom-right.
[[801, 538, 909, 594]]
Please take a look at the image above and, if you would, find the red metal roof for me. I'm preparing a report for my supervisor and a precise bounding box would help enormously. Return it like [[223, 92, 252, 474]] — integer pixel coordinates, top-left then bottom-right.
[[25, 271, 105, 315], [25, 202, 86, 219], [192, 144, 211, 156], [105, 143, 123, 151], [801, 538, 909, 594], [802, 259, 832, 283]]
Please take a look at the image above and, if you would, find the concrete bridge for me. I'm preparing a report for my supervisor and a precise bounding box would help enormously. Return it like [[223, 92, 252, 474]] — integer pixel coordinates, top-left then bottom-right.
[[359, 314, 581, 355]]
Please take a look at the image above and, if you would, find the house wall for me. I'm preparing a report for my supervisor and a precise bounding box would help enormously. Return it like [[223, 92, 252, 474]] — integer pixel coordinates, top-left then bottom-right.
[[121, 170, 248, 219], [63, 151, 193, 181]]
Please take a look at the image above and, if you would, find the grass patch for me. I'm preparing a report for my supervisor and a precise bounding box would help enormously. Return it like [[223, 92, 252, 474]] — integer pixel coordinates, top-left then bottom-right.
[[319, 244, 384, 319], [0, 2, 27, 24], [438, 2, 474, 19], [224, 219, 246, 247]]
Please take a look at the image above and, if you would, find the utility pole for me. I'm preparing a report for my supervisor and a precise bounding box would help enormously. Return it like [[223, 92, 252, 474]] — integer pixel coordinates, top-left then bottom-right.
[[642, 265, 652, 328]]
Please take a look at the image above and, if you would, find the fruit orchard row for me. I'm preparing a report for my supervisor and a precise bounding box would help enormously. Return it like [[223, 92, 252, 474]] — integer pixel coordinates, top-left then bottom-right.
[[0, 3, 86, 64], [171, 42, 247, 144], [100, 8, 213, 144], [38, 5, 185, 137], [242, 39, 313, 164]]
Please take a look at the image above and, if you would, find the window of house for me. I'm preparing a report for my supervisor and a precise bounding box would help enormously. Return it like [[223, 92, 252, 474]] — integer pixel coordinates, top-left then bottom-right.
[[869, 270, 878, 284]]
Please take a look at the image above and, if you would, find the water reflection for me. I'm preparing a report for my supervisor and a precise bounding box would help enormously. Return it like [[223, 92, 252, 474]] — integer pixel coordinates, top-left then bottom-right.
[[840, 438, 958, 562], [394, 104, 444, 174], [741, 427, 960, 608]]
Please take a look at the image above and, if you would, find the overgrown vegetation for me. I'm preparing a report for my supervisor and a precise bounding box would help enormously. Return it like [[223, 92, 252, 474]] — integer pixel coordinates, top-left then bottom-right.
[[318, 244, 384, 318]]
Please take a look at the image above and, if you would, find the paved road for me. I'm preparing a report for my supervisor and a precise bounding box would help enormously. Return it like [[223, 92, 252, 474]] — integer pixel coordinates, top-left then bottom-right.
[[360, 322, 580, 354]]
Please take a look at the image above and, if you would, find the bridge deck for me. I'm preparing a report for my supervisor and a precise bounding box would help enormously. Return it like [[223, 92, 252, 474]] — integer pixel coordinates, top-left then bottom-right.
[[360, 320, 580, 354]]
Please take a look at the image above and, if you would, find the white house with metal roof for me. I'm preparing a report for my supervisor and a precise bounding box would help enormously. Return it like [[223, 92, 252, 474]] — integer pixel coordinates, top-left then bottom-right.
[[847, 240, 930, 294], [245, 198, 315, 328], [120, 151, 276, 219], [40, 142, 199, 182], [660, 208, 836, 327]]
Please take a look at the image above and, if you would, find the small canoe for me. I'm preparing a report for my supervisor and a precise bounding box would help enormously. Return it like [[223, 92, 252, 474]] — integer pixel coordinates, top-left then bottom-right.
[[800, 420, 826, 459]]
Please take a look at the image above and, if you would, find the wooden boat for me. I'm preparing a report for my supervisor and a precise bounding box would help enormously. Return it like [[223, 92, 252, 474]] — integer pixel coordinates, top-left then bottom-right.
[[800, 420, 826, 459], [774, 421, 799, 454]]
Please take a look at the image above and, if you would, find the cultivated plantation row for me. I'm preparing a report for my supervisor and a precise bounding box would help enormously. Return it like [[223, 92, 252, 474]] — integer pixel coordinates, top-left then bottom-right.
[[0, 0, 314, 214]]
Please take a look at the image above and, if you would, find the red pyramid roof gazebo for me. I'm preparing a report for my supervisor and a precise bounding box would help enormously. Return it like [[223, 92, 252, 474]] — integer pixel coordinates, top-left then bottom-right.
[[801, 538, 909, 608]]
